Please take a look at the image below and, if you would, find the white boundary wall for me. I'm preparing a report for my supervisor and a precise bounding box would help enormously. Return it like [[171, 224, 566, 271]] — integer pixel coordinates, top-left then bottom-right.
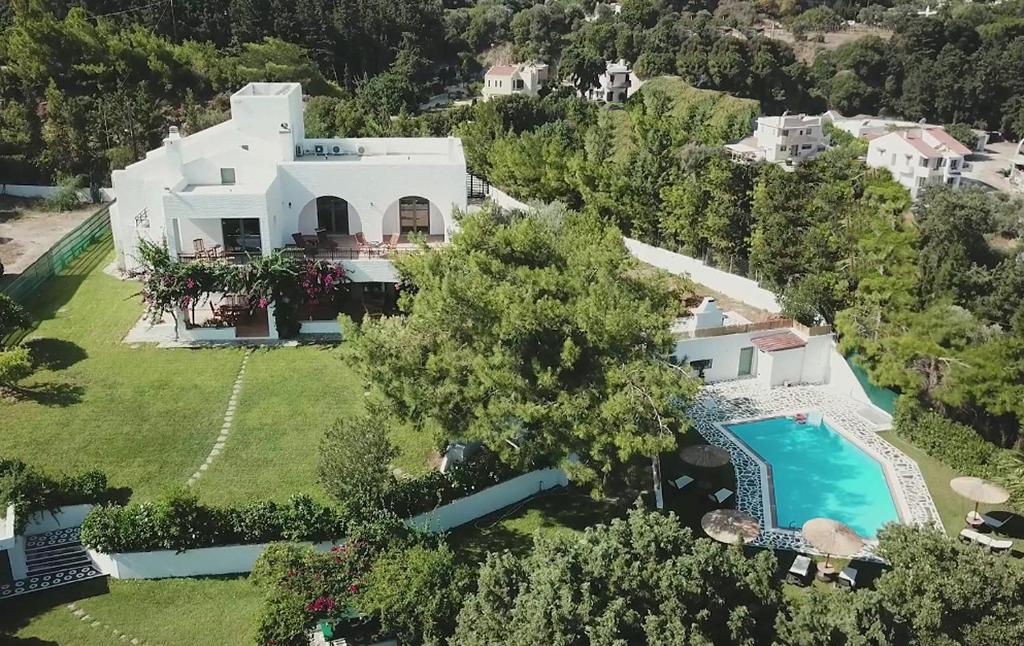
[[1, 183, 115, 203], [624, 238, 782, 313], [87, 468, 569, 579], [23, 504, 95, 535], [488, 187, 531, 212], [405, 467, 569, 533]]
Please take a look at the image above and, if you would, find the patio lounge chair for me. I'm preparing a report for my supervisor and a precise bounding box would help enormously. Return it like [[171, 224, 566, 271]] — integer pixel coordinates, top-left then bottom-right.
[[960, 528, 1014, 552], [838, 567, 858, 589], [982, 513, 1010, 531], [787, 555, 813, 585], [708, 488, 734, 505], [669, 475, 694, 490], [354, 231, 376, 256], [384, 232, 401, 251]]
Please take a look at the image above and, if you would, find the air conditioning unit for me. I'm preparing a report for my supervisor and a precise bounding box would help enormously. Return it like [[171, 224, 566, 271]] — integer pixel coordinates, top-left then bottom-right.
[[356, 145, 366, 155], [314, 144, 325, 155], [331, 145, 341, 155], [294, 145, 302, 158]]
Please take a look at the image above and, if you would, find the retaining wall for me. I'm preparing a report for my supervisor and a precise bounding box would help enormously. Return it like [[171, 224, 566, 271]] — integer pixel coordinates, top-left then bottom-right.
[[23, 504, 94, 535], [623, 238, 781, 314], [88, 467, 569, 579], [405, 468, 569, 533]]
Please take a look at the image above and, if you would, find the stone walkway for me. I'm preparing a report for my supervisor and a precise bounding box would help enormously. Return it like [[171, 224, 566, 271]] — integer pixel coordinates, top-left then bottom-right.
[[66, 602, 160, 646], [186, 349, 252, 487], [689, 380, 942, 560]]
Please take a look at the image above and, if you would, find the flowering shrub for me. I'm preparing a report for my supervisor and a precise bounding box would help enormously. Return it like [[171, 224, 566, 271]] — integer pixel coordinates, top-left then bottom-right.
[[131, 241, 349, 337]]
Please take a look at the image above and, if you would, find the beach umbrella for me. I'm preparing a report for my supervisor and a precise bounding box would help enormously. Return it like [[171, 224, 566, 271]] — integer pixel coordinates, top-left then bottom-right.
[[701, 509, 760, 545], [680, 444, 731, 468], [802, 518, 864, 571], [950, 476, 1009, 516]]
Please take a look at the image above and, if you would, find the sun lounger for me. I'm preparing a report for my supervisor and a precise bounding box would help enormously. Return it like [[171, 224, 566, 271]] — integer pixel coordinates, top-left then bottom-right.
[[982, 514, 1009, 531], [708, 488, 734, 505], [961, 528, 1014, 552], [787, 555, 812, 584], [670, 475, 694, 490], [838, 567, 858, 589]]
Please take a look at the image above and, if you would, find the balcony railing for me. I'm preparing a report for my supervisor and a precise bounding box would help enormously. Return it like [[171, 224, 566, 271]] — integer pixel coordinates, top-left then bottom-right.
[[675, 318, 832, 340], [177, 236, 447, 264]]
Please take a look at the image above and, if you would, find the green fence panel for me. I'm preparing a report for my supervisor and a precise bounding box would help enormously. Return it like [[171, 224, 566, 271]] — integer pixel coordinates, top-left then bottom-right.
[[846, 354, 898, 415], [0, 203, 113, 305]]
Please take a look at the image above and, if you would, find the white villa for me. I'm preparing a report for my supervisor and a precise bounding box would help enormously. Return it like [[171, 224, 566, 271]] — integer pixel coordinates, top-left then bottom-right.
[[481, 63, 549, 100], [582, 60, 640, 103], [726, 113, 829, 166], [673, 298, 832, 387], [865, 127, 970, 198], [110, 82, 467, 341]]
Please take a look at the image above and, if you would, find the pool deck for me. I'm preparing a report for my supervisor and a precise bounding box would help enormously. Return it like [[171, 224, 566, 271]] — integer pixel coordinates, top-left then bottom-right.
[[690, 380, 942, 560]]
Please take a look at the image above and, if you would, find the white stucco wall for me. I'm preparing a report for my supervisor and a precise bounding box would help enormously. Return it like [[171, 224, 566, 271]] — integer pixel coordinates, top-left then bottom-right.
[[624, 238, 781, 313], [674, 334, 759, 382]]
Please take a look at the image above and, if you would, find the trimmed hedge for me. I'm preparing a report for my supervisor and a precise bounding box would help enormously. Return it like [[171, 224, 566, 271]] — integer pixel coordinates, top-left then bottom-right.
[[388, 451, 519, 518], [0, 458, 108, 532], [892, 398, 1001, 478], [893, 397, 1023, 508], [81, 491, 347, 554]]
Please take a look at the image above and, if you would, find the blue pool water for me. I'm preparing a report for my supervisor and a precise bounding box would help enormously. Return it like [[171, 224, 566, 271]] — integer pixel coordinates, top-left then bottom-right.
[[725, 416, 899, 538]]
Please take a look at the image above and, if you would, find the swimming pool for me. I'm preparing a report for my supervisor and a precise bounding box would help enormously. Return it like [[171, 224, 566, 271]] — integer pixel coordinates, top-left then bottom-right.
[[724, 415, 899, 538]]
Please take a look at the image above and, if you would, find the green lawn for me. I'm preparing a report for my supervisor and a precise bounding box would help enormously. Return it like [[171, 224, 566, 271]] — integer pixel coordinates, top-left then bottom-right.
[[879, 431, 1023, 550], [7, 577, 260, 645]]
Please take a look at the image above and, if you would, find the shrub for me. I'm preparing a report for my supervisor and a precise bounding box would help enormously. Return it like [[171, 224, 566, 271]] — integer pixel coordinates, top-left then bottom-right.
[[0, 458, 108, 532], [0, 292, 32, 345], [0, 346, 33, 386], [81, 492, 348, 553], [45, 174, 84, 212], [893, 397, 1000, 477]]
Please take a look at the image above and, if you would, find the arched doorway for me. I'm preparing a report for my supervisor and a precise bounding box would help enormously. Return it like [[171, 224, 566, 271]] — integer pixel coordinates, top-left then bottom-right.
[[316, 196, 349, 234], [398, 196, 430, 234]]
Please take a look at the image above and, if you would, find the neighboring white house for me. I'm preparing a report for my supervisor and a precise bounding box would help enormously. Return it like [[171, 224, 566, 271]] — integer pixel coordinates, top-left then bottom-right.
[[481, 63, 549, 100], [585, 2, 622, 21], [582, 60, 640, 103], [726, 113, 829, 166], [110, 82, 467, 340], [865, 127, 971, 198], [673, 298, 832, 387], [1010, 139, 1024, 191], [824, 111, 989, 152]]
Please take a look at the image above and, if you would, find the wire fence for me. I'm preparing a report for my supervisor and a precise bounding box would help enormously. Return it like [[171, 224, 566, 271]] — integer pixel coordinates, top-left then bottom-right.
[[1, 203, 113, 344]]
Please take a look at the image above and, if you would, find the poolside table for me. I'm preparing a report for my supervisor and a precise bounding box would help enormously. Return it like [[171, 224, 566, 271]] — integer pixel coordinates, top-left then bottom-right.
[[966, 511, 985, 529]]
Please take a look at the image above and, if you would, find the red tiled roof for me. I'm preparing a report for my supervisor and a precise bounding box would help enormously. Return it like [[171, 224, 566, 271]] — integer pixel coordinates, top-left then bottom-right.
[[487, 65, 516, 77], [902, 133, 941, 158], [925, 127, 972, 156], [751, 331, 807, 353]]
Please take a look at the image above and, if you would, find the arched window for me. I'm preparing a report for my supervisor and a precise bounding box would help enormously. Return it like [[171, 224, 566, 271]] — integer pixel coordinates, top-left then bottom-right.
[[317, 196, 349, 234], [399, 197, 430, 234]]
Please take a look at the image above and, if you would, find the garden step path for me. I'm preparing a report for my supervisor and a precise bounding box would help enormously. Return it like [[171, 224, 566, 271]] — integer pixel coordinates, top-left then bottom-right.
[[1, 527, 106, 600], [186, 348, 252, 487]]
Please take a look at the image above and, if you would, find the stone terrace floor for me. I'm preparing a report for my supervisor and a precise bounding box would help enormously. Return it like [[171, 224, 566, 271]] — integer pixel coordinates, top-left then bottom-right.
[[689, 380, 942, 560]]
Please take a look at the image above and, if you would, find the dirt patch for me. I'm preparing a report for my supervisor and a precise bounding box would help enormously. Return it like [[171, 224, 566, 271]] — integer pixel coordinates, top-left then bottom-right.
[[0, 196, 101, 275], [759, 22, 893, 63]]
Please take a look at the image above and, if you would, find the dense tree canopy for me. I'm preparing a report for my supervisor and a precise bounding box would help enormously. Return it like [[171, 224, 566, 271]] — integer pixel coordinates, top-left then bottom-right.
[[343, 205, 699, 488]]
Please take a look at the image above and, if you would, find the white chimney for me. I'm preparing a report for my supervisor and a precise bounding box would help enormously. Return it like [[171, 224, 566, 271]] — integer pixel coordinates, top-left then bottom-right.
[[690, 297, 725, 331]]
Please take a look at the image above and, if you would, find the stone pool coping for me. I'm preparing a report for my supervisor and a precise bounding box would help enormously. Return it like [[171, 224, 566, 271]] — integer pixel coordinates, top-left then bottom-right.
[[689, 382, 943, 561]]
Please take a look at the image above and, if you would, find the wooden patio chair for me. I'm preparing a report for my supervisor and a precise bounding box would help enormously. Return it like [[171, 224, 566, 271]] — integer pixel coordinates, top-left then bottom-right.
[[192, 238, 207, 258], [292, 232, 318, 255], [384, 232, 401, 251], [316, 228, 338, 252], [354, 232, 373, 256]]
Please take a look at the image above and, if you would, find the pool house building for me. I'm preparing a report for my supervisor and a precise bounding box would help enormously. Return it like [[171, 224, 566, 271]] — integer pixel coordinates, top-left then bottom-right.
[[673, 298, 833, 386], [110, 82, 467, 340]]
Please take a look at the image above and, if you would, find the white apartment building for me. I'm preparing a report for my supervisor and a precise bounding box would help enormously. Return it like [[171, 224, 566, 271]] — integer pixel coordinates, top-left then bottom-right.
[[583, 60, 639, 103], [110, 82, 467, 340], [726, 113, 828, 166], [481, 63, 549, 100], [865, 127, 970, 198]]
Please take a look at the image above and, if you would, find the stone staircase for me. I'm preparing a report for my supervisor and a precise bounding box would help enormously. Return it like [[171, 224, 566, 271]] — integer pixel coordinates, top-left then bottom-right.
[[0, 527, 105, 600]]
